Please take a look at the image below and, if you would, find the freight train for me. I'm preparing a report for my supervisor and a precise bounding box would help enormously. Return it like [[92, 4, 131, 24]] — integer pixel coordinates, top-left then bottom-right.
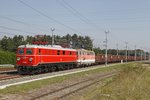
[[16, 44, 145, 74]]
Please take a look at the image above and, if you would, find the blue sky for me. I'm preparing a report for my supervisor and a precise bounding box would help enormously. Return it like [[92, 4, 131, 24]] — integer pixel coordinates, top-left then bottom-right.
[[0, 0, 150, 51]]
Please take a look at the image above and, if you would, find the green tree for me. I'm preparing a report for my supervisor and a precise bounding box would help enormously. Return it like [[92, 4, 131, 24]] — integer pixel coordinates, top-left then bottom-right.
[[7, 37, 15, 52], [93, 47, 102, 54], [84, 36, 93, 50], [65, 34, 72, 44], [72, 34, 78, 49], [0, 36, 9, 51], [13, 35, 25, 50], [26, 35, 34, 44]]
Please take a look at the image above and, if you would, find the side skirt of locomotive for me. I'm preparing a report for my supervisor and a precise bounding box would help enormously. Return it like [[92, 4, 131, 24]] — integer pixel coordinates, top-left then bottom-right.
[[17, 62, 77, 75]]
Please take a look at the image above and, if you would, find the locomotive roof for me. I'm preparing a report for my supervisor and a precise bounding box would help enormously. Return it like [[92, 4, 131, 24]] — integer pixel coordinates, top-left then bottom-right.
[[18, 44, 77, 51], [77, 49, 94, 52]]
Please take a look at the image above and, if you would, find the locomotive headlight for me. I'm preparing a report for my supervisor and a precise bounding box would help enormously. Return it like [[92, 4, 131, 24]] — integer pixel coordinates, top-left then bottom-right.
[[17, 57, 20, 61], [29, 58, 33, 62]]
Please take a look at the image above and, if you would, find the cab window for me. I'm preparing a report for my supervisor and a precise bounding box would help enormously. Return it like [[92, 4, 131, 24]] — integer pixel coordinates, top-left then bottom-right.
[[26, 49, 33, 55], [18, 49, 24, 54]]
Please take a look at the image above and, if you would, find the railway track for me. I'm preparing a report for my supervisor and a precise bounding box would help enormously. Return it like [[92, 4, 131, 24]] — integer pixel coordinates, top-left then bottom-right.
[[30, 70, 118, 100], [0, 70, 22, 81], [0, 70, 17, 74], [0, 67, 15, 71], [0, 74, 22, 81]]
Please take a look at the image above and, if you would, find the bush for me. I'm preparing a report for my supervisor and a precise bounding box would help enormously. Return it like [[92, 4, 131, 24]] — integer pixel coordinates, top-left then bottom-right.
[[0, 50, 16, 65]]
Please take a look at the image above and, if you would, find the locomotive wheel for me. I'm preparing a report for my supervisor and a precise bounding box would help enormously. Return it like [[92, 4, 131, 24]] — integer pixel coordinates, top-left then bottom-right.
[[17, 66, 27, 75], [64, 64, 69, 70], [17, 67, 23, 74], [57, 64, 64, 71], [44, 66, 49, 73], [51, 66, 57, 72], [69, 64, 73, 69], [37, 68, 42, 74]]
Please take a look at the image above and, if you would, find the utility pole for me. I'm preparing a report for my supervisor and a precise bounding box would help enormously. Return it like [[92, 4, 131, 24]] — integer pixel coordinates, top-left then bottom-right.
[[128, 47, 130, 57], [144, 51, 146, 60], [125, 42, 128, 63], [51, 28, 55, 47], [141, 49, 143, 61], [105, 30, 109, 66], [134, 45, 136, 61], [116, 43, 119, 56], [92, 39, 94, 51], [149, 51, 150, 60]]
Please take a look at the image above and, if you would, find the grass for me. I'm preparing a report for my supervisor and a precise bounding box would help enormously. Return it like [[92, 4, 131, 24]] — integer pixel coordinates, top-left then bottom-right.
[[79, 63, 150, 100], [0, 63, 126, 94]]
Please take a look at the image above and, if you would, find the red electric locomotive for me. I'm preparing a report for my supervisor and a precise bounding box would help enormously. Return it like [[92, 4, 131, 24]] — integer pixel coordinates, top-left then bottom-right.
[[16, 44, 77, 74]]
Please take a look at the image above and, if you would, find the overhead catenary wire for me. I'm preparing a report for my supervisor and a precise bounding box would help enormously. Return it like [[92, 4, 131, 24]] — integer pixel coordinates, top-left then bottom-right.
[[109, 32, 140, 50], [0, 31, 14, 36], [59, 0, 105, 31], [0, 15, 68, 34], [17, 0, 83, 34], [0, 0, 148, 53], [58, 0, 145, 51], [56, 0, 89, 24], [0, 16, 53, 33], [0, 25, 36, 35], [59, 0, 90, 24], [0, 16, 30, 26]]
